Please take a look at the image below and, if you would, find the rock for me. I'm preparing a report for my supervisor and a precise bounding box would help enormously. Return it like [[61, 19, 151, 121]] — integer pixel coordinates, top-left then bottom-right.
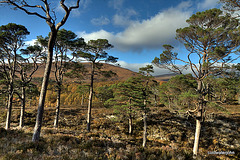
[[106, 115, 117, 120], [170, 141, 178, 149], [107, 147, 114, 154], [232, 139, 240, 148]]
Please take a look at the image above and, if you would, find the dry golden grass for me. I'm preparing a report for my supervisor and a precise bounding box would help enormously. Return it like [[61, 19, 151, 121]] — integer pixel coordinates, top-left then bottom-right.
[[0, 104, 239, 160]]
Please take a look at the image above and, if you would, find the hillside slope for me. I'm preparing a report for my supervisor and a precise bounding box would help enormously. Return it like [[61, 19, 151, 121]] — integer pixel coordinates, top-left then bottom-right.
[[30, 63, 173, 83], [30, 63, 139, 83]]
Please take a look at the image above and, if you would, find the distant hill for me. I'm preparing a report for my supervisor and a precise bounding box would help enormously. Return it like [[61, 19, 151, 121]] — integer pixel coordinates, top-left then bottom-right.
[[31, 63, 140, 83], [29, 63, 177, 84], [154, 73, 179, 81]]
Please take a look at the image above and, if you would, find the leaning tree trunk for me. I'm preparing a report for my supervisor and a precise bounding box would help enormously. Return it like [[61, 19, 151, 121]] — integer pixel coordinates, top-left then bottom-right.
[[19, 86, 26, 128], [32, 30, 57, 142], [54, 87, 61, 128], [5, 84, 14, 130], [87, 63, 94, 132], [193, 80, 204, 158]]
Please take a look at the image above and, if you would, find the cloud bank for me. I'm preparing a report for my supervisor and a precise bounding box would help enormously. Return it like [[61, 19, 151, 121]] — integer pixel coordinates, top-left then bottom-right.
[[116, 61, 192, 76], [78, 1, 192, 52]]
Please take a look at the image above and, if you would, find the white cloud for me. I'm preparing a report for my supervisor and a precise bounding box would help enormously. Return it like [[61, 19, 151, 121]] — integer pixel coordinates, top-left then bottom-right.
[[78, 1, 192, 52], [126, 8, 138, 17], [113, 8, 138, 27], [91, 16, 110, 26], [77, 30, 114, 42], [25, 39, 37, 46], [115, 61, 194, 76], [117, 61, 171, 76], [108, 0, 138, 27], [108, 0, 124, 10], [113, 14, 130, 26], [197, 0, 219, 10]]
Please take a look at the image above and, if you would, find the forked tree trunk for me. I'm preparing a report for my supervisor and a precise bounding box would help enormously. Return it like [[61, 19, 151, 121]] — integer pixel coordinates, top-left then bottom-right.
[[19, 86, 26, 128], [5, 85, 13, 130], [87, 63, 94, 132], [0, 0, 80, 144], [32, 30, 57, 142], [54, 87, 61, 128]]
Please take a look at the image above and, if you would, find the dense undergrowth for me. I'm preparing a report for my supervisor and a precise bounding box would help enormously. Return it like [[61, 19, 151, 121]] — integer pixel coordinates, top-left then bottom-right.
[[0, 105, 239, 160]]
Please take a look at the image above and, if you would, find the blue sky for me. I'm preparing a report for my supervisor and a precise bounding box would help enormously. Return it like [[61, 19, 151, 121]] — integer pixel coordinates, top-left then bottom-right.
[[0, 0, 226, 75]]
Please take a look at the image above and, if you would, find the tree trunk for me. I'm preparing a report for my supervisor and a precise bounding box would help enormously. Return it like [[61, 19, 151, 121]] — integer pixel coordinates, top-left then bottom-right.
[[81, 94, 84, 106], [142, 112, 147, 148], [143, 99, 147, 148], [5, 85, 13, 130], [19, 86, 26, 128], [32, 30, 57, 142], [193, 80, 203, 158], [5, 49, 17, 130], [154, 94, 157, 106], [193, 117, 201, 158], [87, 63, 94, 132], [128, 98, 132, 135], [54, 87, 61, 128], [238, 93, 240, 105], [167, 96, 171, 108], [129, 115, 133, 135]]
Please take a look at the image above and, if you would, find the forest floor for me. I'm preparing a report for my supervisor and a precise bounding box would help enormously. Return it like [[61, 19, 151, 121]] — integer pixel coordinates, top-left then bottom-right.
[[0, 104, 239, 160]]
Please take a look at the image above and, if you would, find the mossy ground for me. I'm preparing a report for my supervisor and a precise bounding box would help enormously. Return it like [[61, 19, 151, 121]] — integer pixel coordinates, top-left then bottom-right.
[[0, 104, 239, 160]]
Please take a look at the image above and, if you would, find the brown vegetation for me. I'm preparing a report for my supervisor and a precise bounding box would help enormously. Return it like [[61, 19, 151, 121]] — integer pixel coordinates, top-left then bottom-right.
[[0, 104, 239, 160], [30, 63, 141, 83]]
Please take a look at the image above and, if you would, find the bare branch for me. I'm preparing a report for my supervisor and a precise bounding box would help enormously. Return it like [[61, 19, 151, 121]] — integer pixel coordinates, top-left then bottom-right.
[[26, 61, 39, 83], [188, 53, 199, 78], [0, 0, 48, 20], [56, 0, 80, 30], [18, 3, 46, 13], [69, 0, 80, 11], [42, 0, 54, 24]]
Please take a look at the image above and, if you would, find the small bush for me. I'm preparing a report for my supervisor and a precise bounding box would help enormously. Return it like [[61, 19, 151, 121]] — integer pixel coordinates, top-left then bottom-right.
[[16, 140, 47, 154]]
